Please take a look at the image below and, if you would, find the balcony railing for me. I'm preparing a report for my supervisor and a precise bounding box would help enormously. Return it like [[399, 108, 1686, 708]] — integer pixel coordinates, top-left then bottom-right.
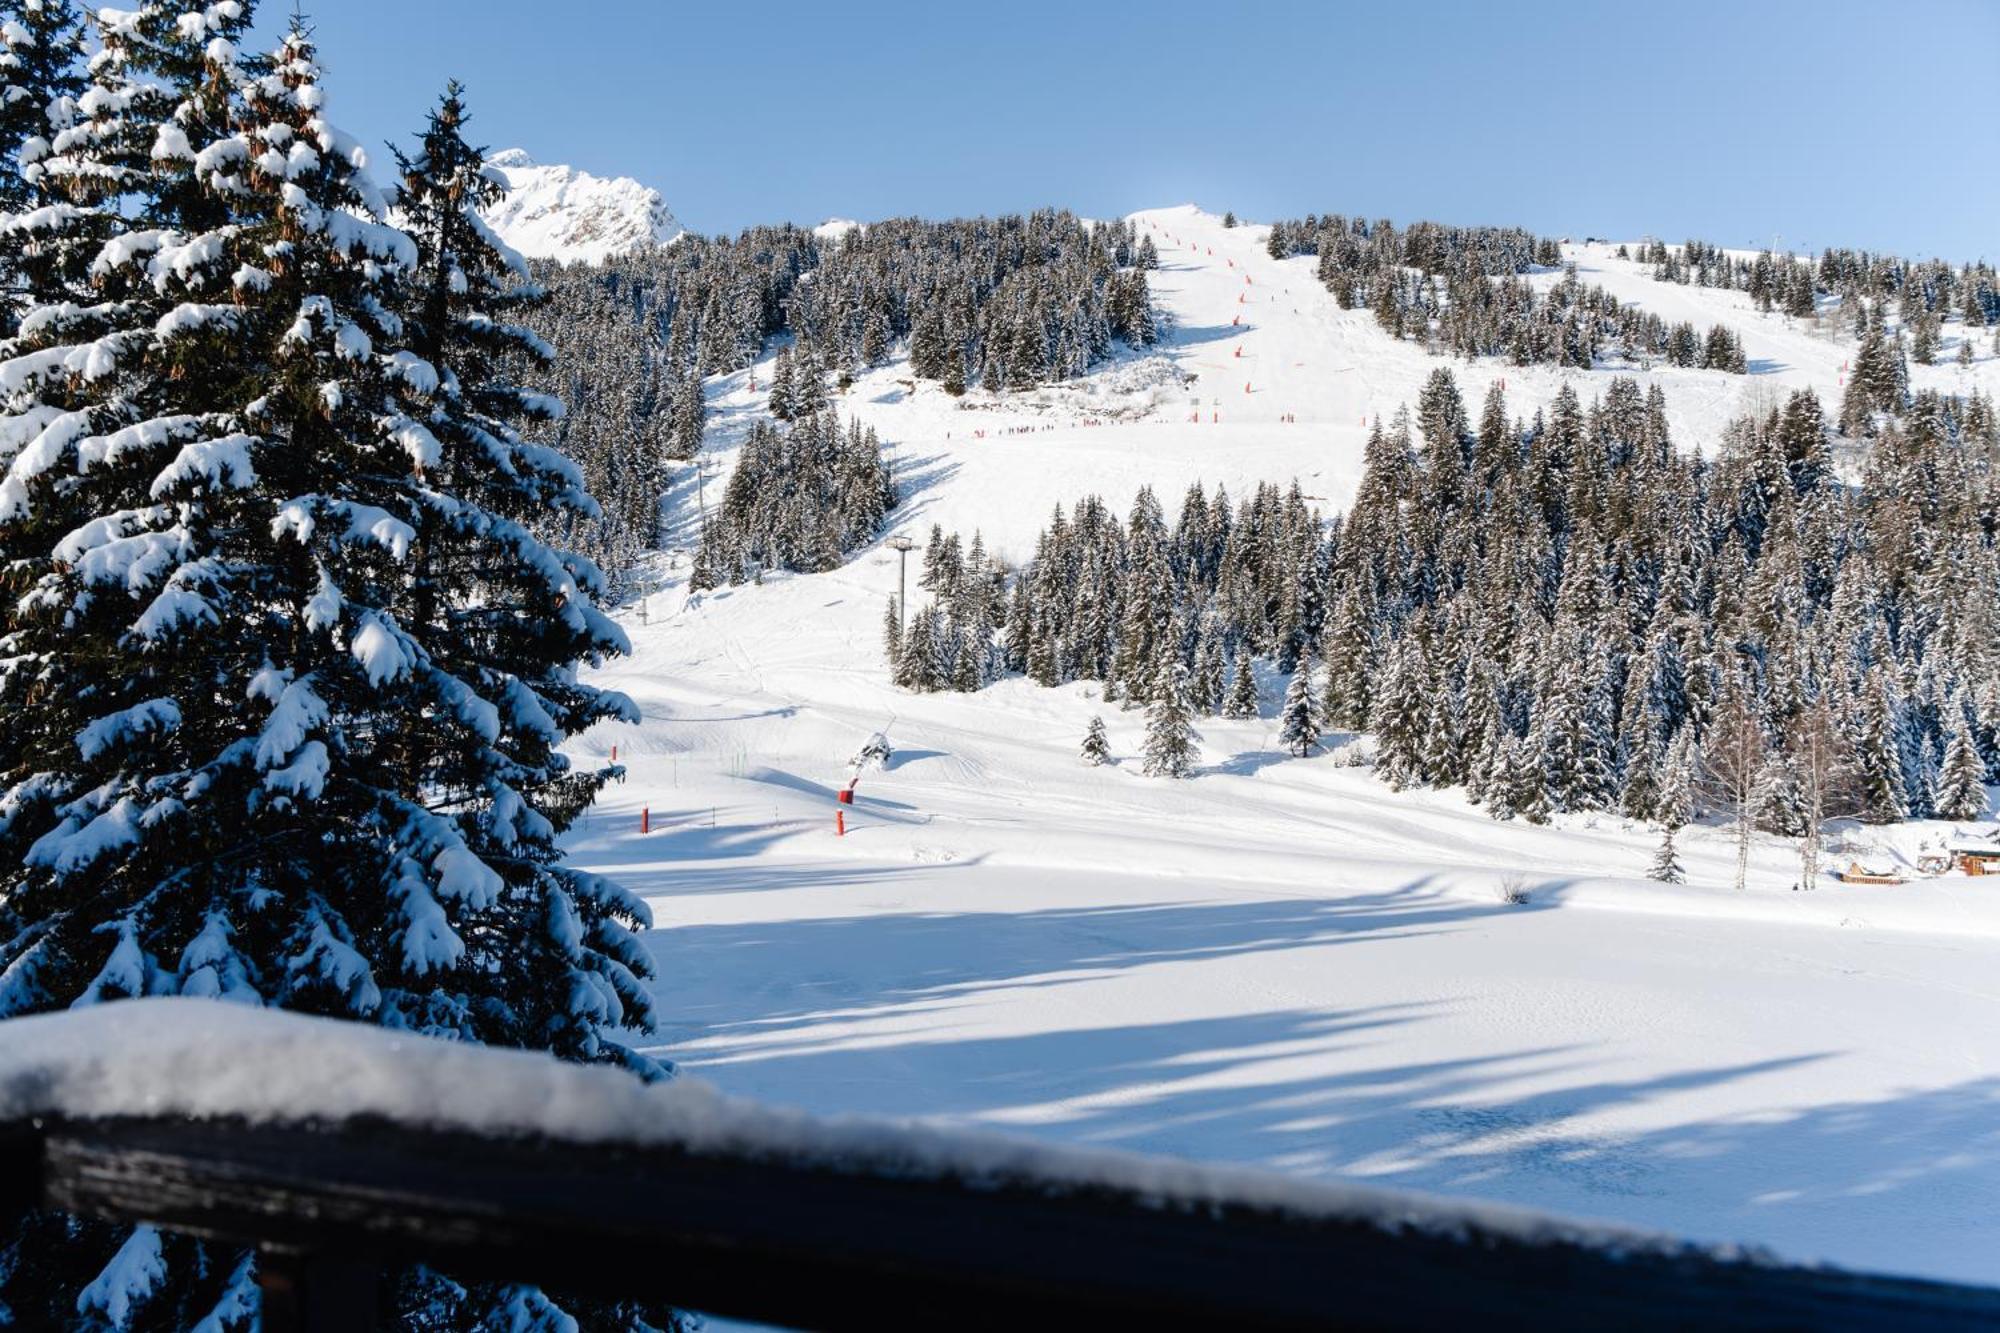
[[3, 1000, 1996, 1331]]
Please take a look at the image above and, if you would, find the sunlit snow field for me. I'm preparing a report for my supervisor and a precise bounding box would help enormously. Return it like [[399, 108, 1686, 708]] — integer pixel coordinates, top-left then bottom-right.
[[568, 208, 2000, 1286]]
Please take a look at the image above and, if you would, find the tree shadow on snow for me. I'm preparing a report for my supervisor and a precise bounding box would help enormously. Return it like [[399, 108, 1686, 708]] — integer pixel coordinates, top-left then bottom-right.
[[1206, 748, 1294, 779], [637, 863, 2000, 1284], [877, 452, 961, 532], [1170, 322, 1252, 350], [648, 878, 1539, 1031]]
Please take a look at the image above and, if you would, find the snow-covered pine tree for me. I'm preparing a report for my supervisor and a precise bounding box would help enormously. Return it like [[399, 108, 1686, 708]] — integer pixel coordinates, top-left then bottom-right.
[[894, 602, 946, 691], [0, 0, 84, 710], [767, 342, 794, 419], [668, 364, 704, 459], [1937, 706, 1990, 822], [881, 594, 902, 666], [1854, 668, 1911, 823], [1372, 635, 1430, 790], [1080, 714, 1110, 767], [0, 29, 660, 1328], [1141, 657, 1199, 778], [0, 0, 85, 332], [1648, 826, 1685, 884], [1223, 642, 1259, 718], [1279, 655, 1320, 757], [1655, 726, 1698, 831], [1190, 620, 1223, 714], [1753, 748, 1808, 836]]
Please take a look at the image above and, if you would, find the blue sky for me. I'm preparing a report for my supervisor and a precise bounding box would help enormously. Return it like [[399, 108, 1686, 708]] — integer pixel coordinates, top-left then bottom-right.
[[282, 0, 1994, 261]]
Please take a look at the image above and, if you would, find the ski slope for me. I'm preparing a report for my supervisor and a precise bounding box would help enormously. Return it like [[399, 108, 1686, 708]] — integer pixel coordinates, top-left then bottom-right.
[[569, 207, 2000, 1287]]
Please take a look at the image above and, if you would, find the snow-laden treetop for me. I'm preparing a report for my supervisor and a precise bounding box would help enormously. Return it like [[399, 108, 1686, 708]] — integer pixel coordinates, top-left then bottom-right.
[[481, 148, 682, 264]]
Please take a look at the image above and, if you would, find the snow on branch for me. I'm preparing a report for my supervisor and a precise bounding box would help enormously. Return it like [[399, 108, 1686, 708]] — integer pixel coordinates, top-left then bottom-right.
[[75, 698, 181, 761]]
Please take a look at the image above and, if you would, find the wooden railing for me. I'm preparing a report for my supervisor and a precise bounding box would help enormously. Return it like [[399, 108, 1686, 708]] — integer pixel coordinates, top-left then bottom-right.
[[6, 1107, 2000, 1331]]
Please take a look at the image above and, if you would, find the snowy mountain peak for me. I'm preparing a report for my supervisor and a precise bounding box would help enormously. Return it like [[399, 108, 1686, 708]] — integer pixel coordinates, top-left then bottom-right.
[[481, 150, 683, 265]]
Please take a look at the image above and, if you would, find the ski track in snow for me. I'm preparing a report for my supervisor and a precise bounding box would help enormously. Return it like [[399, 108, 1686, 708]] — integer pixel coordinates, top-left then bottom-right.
[[568, 207, 2000, 1288]]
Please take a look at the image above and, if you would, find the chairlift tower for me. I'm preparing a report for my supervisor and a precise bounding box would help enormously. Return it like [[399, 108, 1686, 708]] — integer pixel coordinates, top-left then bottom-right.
[[886, 535, 918, 636]]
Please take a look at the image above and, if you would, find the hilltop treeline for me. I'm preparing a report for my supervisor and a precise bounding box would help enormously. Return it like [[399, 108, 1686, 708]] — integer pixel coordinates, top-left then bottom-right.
[[1640, 238, 1998, 434], [1263, 214, 1747, 373], [1643, 236, 1997, 347]]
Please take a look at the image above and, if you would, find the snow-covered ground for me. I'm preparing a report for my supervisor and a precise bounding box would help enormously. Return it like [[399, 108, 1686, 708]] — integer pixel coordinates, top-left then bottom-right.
[[569, 207, 2000, 1287]]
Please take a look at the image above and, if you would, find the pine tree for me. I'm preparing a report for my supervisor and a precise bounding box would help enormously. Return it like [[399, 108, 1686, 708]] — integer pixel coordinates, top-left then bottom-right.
[[1279, 656, 1321, 757], [1191, 625, 1225, 714], [882, 595, 902, 666], [1655, 727, 1698, 831], [949, 613, 986, 692], [0, 0, 85, 332], [1495, 732, 1540, 822], [0, 39, 666, 1329], [1373, 636, 1431, 789], [1753, 749, 1808, 836], [1912, 313, 1939, 366], [1080, 714, 1110, 767], [767, 344, 796, 418], [1855, 670, 1911, 823], [1648, 826, 1685, 884], [1223, 643, 1259, 718], [895, 603, 946, 691], [1142, 658, 1199, 778], [668, 365, 705, 459], [1937, 709, 1990, 822]]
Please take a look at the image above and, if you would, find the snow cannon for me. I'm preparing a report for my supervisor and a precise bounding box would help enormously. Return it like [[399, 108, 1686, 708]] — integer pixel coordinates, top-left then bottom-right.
[[851, 732, 894, 773]]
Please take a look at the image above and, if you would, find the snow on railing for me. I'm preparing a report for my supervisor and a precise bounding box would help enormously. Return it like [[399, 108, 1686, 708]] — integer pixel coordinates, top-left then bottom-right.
[[2, 999, 1995, 1331]]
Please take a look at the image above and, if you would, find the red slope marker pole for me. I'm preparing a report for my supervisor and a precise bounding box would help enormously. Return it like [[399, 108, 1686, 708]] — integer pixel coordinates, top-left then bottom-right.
[[641, 805, 649, 834], [835, 809, 846, 837]]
